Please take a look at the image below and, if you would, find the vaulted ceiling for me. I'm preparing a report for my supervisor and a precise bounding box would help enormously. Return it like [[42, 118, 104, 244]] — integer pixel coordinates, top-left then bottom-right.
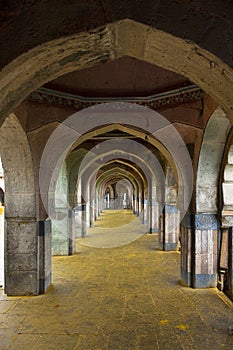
[[44, 57, 191, 98]]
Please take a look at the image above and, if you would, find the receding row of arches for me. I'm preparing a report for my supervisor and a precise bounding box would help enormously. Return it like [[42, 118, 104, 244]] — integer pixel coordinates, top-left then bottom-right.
[[0, 20, 233, 302], [0, 104, 232, 301]]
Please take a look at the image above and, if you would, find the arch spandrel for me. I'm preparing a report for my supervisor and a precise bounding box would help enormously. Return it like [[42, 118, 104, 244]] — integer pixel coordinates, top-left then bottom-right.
[[1, 20, 233, 124]]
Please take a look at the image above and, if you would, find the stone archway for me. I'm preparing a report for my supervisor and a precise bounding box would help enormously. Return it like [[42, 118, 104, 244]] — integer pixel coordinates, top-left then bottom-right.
[[2, 19, 233, 295], [1, 19, 233, 124], [196, 107, 230, 214]]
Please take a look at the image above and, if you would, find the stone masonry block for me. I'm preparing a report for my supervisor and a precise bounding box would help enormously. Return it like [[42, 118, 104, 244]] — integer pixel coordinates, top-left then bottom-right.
[[114, 20, 147, 59], [5, 192, 36, 217], [7, 253, 37, 272], [223, 183, 233, 205], [5, 271, 38, 296], [197, 186, 217, 213], [6, 221, 37, 254]]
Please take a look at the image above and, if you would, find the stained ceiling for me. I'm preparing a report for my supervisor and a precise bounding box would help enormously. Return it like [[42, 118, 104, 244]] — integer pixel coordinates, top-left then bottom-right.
[[44, 57, 191, 98]]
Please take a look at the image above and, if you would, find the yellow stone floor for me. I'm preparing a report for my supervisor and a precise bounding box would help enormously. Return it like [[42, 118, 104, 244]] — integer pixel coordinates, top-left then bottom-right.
[[0, 210, 233, 349]]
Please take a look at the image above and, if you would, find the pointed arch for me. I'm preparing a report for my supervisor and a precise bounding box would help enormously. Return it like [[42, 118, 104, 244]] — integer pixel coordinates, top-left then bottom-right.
[[1, 19, 233, 125], [196, 107, 230, 213]]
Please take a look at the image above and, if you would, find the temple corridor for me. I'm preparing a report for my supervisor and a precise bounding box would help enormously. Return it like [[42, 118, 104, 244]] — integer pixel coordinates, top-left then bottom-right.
[[2, 3, 233, 348], [0, 210, 232, 350]]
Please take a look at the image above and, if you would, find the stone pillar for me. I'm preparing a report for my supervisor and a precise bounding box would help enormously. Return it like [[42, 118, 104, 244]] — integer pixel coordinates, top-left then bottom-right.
[[95, 196, 99, 219], [193, 214, 218, 288], [149, 182, 159, 233], [180, 215, 192, 287], [158, 209, 164, 250], [98, 193, 104, 213], [148, 186, 153, 233], [85, 184, 91, 228], [90, 199, 95, 227], [221, 170, 233, 298], [38, 219, 51, 294], [219, 223, 233, 300], [86, 200, 90, 227], [151, 200, 159, 233], [75, 204, 82, 238], [52, 208, 75, 255], [52, 209, 69, 255], [159, 205, 180, 250], [137, 196, 140, 216], [138, 193, 142, 215], [139, 193, 145, 224], [51, 162, 71, 255], [74, 203, 87, 237], [81, 202, 87, 237], [133, 194, 137, 215], [52, 209, 75, 256], [68, 209, 75, 255], [227, 228, 233, 299], [78, 178, 87, 238], [180, 214, 218, 288], [5, 217, 39, 296], [143, 198, 148, 225]]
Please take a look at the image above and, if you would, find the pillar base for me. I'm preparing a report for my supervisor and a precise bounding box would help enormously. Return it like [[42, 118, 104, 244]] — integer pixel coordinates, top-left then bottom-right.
[[5, 217, 39, 296], [180, 268, 191, 287], [193, 274, 217, 288], [39, 273, 52, 294], [163, 242, 178, 250]]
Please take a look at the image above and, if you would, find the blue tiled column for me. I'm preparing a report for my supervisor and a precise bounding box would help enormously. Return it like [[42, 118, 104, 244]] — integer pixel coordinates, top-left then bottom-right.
[[180, 215, 192, 287], [193, 214, 218, 288], [180, 214, 218, 288], [159, 205, 180, 251]]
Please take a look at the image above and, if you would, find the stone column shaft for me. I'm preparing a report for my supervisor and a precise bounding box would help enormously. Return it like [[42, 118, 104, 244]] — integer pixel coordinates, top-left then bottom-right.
[[159, 205, 180, 251], [5, 217, 39, 296], [38, 219, 51, 294], [180, 214, 218, 288]]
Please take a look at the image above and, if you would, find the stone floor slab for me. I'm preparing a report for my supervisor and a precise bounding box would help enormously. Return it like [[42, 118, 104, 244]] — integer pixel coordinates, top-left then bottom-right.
[[0, 210, 232, 349]]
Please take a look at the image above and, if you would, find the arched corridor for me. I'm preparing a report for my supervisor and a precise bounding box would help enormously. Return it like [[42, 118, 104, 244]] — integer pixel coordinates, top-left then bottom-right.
[[0, 19, 226, 297], [1, 2, 233, 348]]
